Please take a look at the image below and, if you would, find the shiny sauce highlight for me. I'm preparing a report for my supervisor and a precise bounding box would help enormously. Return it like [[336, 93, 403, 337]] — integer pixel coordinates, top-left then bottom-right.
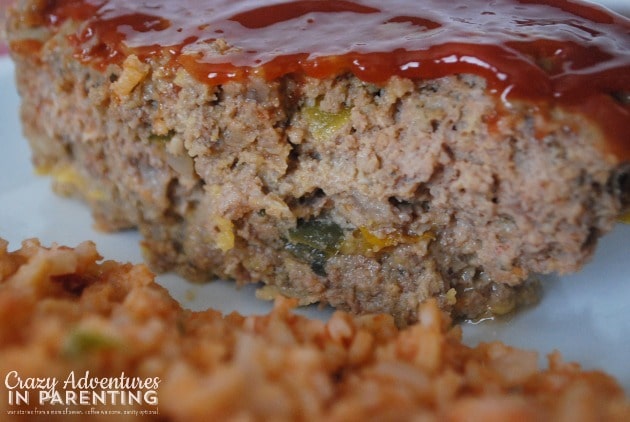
[[28, 0, 630, 159]]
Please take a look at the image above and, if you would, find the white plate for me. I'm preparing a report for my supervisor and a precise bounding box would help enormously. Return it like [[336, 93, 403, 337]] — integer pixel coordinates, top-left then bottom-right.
[[595, 0, 630, 15], [1, 1, 629, 394]]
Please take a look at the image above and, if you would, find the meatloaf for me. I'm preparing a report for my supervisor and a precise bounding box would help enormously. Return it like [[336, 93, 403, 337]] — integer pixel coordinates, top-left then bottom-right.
[[5, 0, 630, 324], [2, 237, 629, 421]]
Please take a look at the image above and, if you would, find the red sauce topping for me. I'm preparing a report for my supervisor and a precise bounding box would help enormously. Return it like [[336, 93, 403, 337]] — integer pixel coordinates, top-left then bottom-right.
[[26, 0, 630, 159]]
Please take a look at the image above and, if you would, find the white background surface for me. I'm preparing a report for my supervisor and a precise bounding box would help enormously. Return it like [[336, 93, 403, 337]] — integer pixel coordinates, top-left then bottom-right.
[[594, 0, 630, 16], [1, 0, 629, 393], [598, 0, 630, 12]]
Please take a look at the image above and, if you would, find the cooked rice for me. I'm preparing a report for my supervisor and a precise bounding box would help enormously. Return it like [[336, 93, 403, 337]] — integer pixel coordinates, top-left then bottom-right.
[[0, 237, 628, 421]]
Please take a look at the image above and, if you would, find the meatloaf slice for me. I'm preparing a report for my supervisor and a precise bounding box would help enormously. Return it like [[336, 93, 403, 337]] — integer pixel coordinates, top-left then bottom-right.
[[6, 0, 630, 324]]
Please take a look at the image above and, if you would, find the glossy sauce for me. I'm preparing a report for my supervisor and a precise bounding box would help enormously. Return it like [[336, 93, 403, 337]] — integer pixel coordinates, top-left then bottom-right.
[[23, 0, 630, 159]]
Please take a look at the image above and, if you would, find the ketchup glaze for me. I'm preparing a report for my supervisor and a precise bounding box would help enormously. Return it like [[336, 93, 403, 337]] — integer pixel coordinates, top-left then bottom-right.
[[20, 0, 630, 159]]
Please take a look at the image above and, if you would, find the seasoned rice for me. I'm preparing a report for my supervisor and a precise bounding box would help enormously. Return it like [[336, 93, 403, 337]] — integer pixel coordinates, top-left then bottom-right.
[[0, 238, 628, 421]]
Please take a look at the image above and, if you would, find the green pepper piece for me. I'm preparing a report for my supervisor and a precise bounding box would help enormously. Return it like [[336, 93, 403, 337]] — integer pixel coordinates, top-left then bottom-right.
[[63, 330, 120, 357], [286, 219, 345, 276], [287, 219, 344, 255], [148, 129, 175, 142]]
